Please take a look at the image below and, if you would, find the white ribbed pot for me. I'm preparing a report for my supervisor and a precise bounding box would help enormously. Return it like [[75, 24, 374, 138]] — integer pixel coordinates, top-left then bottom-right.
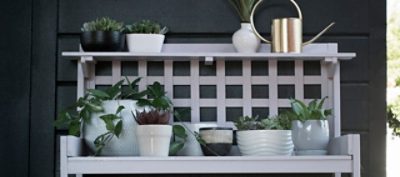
[[136, 125, 172, 156], [126, 34, 165, 52], [83, 100, 144, 156], [237, 130, 294, 156], [232, 23, 261, 53], [291, 120, 330, 155]]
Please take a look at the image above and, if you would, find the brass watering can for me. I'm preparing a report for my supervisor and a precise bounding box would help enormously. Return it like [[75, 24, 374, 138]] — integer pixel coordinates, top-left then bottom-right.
[[250, 0, 335, 53]]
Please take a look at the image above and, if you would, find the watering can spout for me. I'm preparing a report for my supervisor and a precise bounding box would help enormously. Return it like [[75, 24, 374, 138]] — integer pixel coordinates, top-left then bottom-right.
[[303, 22, 335, 46]]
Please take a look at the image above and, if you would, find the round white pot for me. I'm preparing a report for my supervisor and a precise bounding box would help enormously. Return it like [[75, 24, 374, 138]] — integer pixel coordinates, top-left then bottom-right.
[[237, 130, 294, 156], [136, 124, 172, 156], [83, 100, 144, 156], [174, 123, 218, 156], [291, 120, 330, 155], [126, 34, 165, 53], [232, 23, 261, 53]]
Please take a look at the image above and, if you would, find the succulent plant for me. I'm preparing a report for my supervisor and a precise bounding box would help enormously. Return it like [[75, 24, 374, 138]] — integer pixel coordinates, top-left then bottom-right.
[[234, 114, 292, 130], [288, 97, 332, 122], [125, 20, 168, 34], [81, 17, 124, 32], [133, 110, 170, 125]]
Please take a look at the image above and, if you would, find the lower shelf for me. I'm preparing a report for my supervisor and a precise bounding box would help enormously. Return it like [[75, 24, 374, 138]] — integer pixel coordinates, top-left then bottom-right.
[[60, 135, 360, 176]]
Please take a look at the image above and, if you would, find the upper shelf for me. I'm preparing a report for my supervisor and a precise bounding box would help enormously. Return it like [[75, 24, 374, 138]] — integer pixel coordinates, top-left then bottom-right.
[[62, 43, 356, 61]]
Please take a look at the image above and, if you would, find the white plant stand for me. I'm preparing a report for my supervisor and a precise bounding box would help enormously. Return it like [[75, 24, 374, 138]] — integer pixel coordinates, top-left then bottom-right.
[[60, 43, 359, 177]]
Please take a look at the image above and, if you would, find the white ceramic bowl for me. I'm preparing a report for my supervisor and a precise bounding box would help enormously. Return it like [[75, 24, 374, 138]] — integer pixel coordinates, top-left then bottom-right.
[[237, 130, 294, 156]]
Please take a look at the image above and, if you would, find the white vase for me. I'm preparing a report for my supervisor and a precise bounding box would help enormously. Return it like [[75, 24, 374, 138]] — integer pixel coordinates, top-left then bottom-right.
[[237, 130, 294, 156], [291, 120, 330, 155], [174, 123, 218, 156], [232, 23, 261, 53], [126, 34, 165, 52], [83, 100, 144, 156], [136, 125, 172, 156]]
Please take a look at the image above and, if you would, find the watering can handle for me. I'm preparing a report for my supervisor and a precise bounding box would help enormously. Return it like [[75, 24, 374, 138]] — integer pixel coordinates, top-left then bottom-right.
[[250, 0, 303, 44]]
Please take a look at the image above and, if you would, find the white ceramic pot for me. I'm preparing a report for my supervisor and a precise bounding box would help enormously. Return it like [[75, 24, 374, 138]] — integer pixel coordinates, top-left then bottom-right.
[[136, 125, 172, 156], [232, 23, 261, 53], [237, 130, 294, 156], [126, 34, 165, 52], [291, 120, 330, 155], [174, 123, 218, 156], [83, 100, 144, 156]]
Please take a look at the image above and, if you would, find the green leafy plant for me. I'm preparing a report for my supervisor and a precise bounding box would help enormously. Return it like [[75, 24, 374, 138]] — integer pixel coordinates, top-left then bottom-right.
[[388, 96, 400, 137], [81, 17, 124, 32], [228, 0, 260, 22], [234, 114, 291, 130], [125, 20, 168, 34], [55, 78, 145, 155], [288, 97, 332, 122]]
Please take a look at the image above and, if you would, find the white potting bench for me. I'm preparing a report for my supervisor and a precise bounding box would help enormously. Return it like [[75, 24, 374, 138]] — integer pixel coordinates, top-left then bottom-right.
[[60, 43, 359, 177]]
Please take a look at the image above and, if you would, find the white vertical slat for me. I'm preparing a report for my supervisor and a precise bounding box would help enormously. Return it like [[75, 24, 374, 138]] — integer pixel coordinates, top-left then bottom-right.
[[351, 134, 361, 177], [269, 60, 278, 116], [333, 62, 341, 138], [242, 59, 252, 116], [60, 136, 68, 177], [217, 60, 226, 124], [294, 60, 304, 100], [190, 59, 200, 123], [321, 61, 329, 101], [138, 60, 147, 92], [87, 62, 96, 89], [112, 60, 121, 84], [77, 59, 85, 98], [164, 60, 174, 124]]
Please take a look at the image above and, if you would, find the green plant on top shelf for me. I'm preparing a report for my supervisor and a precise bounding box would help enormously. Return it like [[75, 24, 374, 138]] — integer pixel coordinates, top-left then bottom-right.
[[288, 97, 332, 122], [81, 17, 125, 32], [228, 0, 260, 23], [125, 20, 168, 34]]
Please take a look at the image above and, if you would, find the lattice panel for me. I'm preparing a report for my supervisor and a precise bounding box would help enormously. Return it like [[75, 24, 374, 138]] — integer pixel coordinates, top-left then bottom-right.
[[86, 59, 331, 126]]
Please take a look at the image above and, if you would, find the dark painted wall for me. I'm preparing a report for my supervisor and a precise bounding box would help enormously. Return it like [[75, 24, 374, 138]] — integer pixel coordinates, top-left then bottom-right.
[[1, 0, 386, 177]]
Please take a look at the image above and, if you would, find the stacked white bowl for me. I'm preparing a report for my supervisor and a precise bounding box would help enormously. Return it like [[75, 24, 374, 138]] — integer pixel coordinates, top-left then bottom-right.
[[236, 130, 294, 156]]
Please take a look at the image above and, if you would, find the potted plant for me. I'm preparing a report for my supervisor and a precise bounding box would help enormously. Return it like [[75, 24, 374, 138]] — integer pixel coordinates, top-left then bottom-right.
[[234, 115, 294, 156], [55, 78, 146, 156], [229, 0, 261, 53], [288, 97, 332, 155], [125, 20, 168, 53], [80, 17, 125, 51], [133, 82, 175, 156]]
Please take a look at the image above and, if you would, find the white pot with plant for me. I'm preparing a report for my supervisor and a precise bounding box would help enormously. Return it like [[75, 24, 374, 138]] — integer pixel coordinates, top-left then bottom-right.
[[125, 20, 168, 53], [234, 115, 294, 156], [229, 0, 261, 53], [288, 97, 332, 155], [55, 78, 147, 156]]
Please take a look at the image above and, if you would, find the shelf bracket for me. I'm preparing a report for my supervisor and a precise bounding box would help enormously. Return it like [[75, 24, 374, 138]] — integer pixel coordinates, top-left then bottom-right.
[[324, 57, 338, 79], [204, 56, 214, 65], [79, 56, 94, 78]]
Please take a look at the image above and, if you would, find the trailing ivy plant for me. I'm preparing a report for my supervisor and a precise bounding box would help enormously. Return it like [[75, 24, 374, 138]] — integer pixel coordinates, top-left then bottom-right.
[[125, 20, 168, 34], [55, 77, 145, 155], [81, 17, 125, 32], [288, 97, 332, 122]]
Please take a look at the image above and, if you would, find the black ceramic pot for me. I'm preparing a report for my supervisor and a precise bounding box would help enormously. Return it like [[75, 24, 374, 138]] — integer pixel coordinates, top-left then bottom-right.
[[80, 31, 125, 52], [199, 127, 233, 156]]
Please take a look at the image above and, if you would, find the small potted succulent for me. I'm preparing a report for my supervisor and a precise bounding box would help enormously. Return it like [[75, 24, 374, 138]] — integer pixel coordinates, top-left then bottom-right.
[[133, 82, 175, 156], [80, 17, 125, 51], [288, 97, 332, 155], [228, 0, 261, 53], [55, 78, 146, 156], [234, 115, 294, 156], [125, 20, 168, 52]]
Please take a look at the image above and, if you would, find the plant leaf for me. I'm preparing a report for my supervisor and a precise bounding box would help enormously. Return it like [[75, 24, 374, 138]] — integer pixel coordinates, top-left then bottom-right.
[[169, 142, 185, 156], [114, 120, 123, 138], [87, 89, 110, 99], [115, 105, 125, 114], [173, 125, 187, 139]]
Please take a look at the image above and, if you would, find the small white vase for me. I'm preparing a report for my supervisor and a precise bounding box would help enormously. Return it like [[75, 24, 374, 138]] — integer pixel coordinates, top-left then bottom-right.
[[232, 23, 261, 53], [136, 125, 172, 156], [126, 34, 165, 52], [83, 100, 144, 156], [291, 120, 330, 155]]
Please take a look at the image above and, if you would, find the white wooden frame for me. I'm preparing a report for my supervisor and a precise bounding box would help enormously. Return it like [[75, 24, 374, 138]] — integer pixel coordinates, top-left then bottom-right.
[[60, 43, 359, 177]]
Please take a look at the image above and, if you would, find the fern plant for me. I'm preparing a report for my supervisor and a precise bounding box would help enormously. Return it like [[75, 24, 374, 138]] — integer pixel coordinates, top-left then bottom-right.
[[228, 0, 259, 22], [125, 20, 168, 34], [81, 17, 124, 32]]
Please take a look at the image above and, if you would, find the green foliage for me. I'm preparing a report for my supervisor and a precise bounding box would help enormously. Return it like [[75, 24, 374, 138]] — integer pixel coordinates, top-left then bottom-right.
[[169, 124, 188, 155], [81, 17, 124, 32], [234, 114, 291, 130], [228, 0, 259, 22], [136, 82, 173, 112], [388, 97, 400, 137], [125, 20, 168, 34], [55, 77, 145, 155], [288, 97, 332, 122]]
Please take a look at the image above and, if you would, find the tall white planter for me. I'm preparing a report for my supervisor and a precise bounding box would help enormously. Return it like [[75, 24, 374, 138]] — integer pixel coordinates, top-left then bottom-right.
[[136, 125, 172, 156], [237, 130, 294, 156], [232, 23, 261, 53], [291, 120, 330, 155], [83, 100, 143, 156], [126, 34, 165, 52]]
